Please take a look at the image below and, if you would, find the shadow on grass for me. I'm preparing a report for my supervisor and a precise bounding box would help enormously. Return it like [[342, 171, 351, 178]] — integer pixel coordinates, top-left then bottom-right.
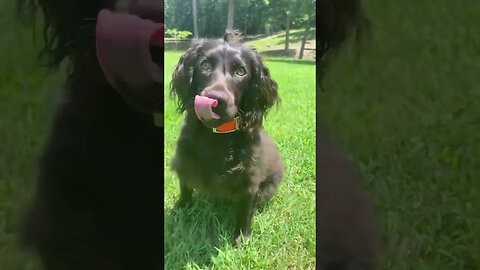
[[260, 49, 296, 58], [265, 58, 316, 65], [164, 195, 236, 269], [164, 194, 271, 269], [274, 29, 317, 45], [244, 29, 316, 44], [243, 33, 270, 42]]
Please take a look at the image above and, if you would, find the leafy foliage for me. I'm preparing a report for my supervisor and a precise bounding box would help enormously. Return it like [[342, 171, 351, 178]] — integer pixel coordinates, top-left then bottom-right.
[[165, 28, 193, 40], [165, 0, 315, 37]]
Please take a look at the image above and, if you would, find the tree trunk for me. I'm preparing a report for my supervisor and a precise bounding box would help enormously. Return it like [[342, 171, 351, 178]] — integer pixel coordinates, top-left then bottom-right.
[[285, 11, 290, 56], [192, 0, 198, 38], [174, 33, 178, 50], [244, 15, 248, 35], [299, 26, 310, 59], [227, 0, 235, 30]]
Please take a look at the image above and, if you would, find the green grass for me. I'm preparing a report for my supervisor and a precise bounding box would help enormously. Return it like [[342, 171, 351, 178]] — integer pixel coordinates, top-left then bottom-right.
[[1, 0, 479, 269], [319, 0, 479, 269], [244, 28, 316, 59], [244, 28, 316, 52], [163, 52, 316, 269]]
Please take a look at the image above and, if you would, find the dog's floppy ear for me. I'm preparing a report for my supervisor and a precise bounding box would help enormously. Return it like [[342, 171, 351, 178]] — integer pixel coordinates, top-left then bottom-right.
[[253, 55, 279, 112], [169, 45, 200, 112], [16, 0, 101, 68], [240, 50, 280, 130]]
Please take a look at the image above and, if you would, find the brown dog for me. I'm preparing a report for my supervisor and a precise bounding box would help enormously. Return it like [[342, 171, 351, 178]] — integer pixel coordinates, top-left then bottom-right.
[[170, 32, 284, 247], [18, 0, 165, 269]]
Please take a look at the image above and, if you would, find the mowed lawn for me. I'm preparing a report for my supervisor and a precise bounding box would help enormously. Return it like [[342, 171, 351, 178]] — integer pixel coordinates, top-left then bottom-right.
[[1, 0, 479, 269], [319, 0, 479, 269], [163, 52, 316, 269]]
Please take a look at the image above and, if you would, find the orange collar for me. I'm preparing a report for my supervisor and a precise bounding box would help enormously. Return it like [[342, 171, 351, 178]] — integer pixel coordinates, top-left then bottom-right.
[[213, 117, 239, 133]]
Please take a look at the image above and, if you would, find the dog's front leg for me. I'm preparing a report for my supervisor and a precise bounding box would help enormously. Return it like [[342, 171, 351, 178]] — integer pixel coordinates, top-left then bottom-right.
[[233, 191, 258, 247], [175, 179, 193, 208]]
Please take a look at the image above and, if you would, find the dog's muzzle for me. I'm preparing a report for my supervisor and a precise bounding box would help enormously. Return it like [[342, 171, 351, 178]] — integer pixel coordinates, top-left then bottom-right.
[[194, 95, 239, 133]]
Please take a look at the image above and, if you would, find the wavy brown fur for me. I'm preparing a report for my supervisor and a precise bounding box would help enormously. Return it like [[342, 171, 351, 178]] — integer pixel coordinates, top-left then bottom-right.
[[170, 31, 284, 247], [17, 0, 164, 269]]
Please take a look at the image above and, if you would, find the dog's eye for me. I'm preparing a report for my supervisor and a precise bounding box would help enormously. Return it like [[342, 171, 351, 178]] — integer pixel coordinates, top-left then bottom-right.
[[235, 67, 247, 76], [200, 60, 211, 71]]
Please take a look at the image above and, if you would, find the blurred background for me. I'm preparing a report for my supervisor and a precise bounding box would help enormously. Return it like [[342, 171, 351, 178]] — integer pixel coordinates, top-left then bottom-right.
[[164, 0, 316, 59], [319, 1, 479, 269], [0, 0, 479, 269]]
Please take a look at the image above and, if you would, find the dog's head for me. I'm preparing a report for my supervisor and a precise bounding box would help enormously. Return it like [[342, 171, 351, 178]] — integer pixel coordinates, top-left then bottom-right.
[[170, 31, 279, 131], [17, 0, 164, 114]]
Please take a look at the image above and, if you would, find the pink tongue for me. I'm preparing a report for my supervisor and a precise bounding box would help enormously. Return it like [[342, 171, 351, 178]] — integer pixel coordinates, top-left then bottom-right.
[[96, 9, 164, 90], [194, 95, 219, 120]]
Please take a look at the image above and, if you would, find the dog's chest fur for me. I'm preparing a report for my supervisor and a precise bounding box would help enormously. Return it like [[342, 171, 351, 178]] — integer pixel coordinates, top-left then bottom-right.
[[172, 123, 261, 199]]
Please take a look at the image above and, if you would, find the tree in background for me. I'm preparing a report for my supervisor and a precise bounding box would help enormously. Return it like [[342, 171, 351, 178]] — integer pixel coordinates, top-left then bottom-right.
[[265, 0, 291, 54], [266, 0, 315, 57], [165, 0, 266, 37], [202, 0, 229, 37], [227, 0, 235, 30], [297, 0, 315, 59], [165, 0, 315, 43], [192, 0, 199, 38], [232, 0, 270, 35], [165, 0, 193, 34]]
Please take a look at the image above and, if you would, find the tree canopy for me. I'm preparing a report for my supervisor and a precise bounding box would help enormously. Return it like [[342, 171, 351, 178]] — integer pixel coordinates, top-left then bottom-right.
[[165, 0, 316, 38]]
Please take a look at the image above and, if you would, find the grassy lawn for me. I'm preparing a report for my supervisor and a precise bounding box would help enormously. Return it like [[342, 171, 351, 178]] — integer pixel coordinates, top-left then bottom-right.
[[0, 0, 478, 269], [245, 28, 316, 59], [163, 52, 316, 269], [319, 0, 479, 269]]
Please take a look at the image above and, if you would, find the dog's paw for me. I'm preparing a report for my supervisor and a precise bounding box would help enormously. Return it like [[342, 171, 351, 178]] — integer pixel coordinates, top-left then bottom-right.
[[233, 233, 251, 248]]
